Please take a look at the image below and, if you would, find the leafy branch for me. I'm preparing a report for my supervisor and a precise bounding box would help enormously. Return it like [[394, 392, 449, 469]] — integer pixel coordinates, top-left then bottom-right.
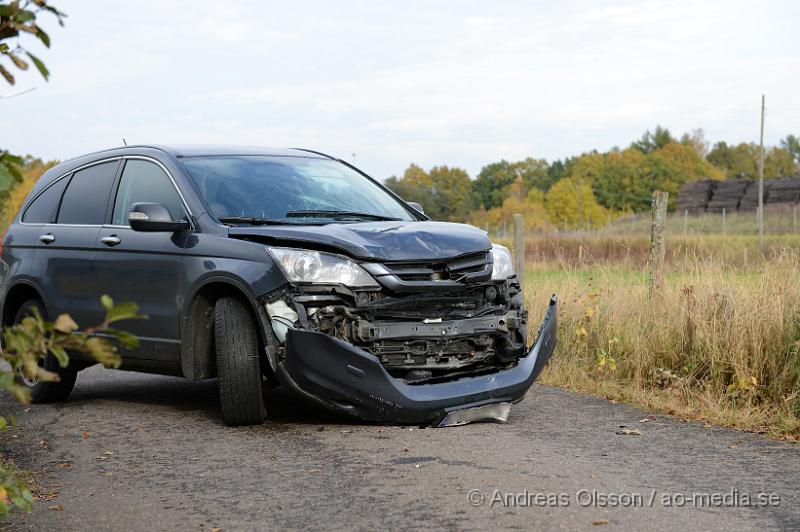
[[0, 0, 65, 85], [1, 295, 144, 407], [0, 296, 143, 515]]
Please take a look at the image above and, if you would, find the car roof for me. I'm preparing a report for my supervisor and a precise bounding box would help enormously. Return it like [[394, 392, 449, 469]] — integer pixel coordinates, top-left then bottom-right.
[[72, 145, 332, 160]]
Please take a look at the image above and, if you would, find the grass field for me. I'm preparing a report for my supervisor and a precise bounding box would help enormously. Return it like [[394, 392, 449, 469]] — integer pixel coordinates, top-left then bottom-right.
[[520, 233, 800, 439]]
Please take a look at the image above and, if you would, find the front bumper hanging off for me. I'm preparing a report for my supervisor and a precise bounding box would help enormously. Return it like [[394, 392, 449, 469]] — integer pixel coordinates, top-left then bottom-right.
[[275, 295, 558, 426]]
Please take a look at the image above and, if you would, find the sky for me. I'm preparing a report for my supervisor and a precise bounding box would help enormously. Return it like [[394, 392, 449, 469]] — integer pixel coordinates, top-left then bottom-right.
[[1, 0, 798, 180]]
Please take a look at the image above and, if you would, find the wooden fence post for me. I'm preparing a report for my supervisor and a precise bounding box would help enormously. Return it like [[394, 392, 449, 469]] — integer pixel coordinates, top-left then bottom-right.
[[513, 213, 525, 283], [649, 191, 669, 300], [683, 208, 688, 236], [722, 208, 726, 235]]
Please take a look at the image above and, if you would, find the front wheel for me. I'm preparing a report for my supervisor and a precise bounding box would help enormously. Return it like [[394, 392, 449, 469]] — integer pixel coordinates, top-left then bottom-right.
[[14, 299, 78, 403], [214, 297, 267, 426]]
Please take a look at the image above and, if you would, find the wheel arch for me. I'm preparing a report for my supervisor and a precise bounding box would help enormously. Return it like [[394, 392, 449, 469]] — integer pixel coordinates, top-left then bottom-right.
[[180, 275, 272, 380], [2, 281, 46, 326]]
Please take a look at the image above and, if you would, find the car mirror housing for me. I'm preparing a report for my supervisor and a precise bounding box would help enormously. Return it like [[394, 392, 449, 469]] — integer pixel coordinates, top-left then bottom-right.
[[407, 201, 424, 215], [128, 202, 189, 232]]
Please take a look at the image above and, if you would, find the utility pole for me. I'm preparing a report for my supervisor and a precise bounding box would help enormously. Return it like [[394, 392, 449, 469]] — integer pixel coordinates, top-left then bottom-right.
[[758, 94, 765, 246], [577, 175, 583, 230]]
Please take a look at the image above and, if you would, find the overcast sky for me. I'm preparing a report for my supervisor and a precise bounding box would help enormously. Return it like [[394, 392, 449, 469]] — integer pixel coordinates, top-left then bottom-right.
[[1, 0, 798, 179]]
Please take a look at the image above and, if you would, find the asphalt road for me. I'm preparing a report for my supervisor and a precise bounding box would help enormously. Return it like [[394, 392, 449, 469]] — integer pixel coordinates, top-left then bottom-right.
[[1, 365, 798, 531]]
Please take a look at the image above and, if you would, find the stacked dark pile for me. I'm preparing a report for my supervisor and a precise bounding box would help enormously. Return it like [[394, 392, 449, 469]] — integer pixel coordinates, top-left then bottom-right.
[[706, 179, 750, 212], [676, 180, 715, 213], [739, 180, 767, 210], [764, 176, 800, 205]]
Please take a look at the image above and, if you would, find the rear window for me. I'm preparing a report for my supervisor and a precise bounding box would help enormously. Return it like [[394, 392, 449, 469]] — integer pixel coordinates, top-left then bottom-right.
[[58, 161, 119, 225], [22, 177, 69, 224]]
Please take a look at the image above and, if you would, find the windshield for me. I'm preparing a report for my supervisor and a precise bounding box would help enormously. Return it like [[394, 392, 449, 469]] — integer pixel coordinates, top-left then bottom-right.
[[182, 156, 416, 223]]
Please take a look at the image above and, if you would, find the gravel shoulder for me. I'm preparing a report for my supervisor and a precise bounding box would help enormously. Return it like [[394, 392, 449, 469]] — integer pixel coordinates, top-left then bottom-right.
[[1, 365, 798, 531]]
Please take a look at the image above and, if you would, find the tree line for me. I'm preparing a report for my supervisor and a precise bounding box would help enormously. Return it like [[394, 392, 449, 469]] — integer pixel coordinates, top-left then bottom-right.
[[384, 127, 800, 230]]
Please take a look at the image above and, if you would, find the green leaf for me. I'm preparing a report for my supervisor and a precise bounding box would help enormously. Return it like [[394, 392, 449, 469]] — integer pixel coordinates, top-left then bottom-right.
[[0, 64, 15, 85], [85, 337, 122, 368], [104, 328, 140, 349], [1, 152, 24, 166], [100, 294, 113, 311], [0, 417, 7, 432], [0, 5, 12, 17], [32, 1, 67, 26], [34, 25, 50, 48], [16, 10, 36, 23], [105, 302, 145, 324], [7, 52, 28, 71], [5, 162, 22, 183], [25, 51, 48, 81], [53, 313, 78, 333], [49, 345, 69, 367], [0, 43, 9, 53]]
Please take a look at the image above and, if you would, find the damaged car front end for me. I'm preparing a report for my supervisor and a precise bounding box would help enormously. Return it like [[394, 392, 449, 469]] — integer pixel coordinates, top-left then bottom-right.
[[259, 243, 557, 427], [179, 150, 557, 426]]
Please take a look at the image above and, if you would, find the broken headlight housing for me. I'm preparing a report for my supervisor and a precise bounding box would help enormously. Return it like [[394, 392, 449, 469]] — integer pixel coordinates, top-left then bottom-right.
[[267, 247, 379, 288], [490, 244, 515, 280]]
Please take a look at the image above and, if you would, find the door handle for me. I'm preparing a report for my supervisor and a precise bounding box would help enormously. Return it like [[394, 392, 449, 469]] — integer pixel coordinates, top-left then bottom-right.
[[38, 233, 55, 244], [100, 235, 121, 247]]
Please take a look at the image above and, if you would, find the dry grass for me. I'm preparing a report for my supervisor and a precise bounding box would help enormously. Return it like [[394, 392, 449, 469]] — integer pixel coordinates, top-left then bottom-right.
[[522, 236, 800, 439], [523, 233, 800, 270]]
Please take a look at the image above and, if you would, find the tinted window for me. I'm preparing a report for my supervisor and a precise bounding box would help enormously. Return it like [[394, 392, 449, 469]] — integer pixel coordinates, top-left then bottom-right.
[[21, 177, 69, 223], [58, 161, 119, 224], [112, 160, 184, 226]]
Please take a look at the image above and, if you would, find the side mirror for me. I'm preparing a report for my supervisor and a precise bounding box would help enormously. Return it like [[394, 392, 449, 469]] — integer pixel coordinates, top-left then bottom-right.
[[407, 201, 424, 215], [129, 202, 189, 232]]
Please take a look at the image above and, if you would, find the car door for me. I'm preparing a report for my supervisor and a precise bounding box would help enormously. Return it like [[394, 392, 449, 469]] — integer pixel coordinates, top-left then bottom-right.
[[29, 159, 121, 328], [94, 157, 190, 364]]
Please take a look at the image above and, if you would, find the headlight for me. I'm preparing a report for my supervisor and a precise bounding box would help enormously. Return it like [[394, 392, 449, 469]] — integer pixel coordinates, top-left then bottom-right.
[[267, 247, 379, 288], [490, 244, 515, 280]]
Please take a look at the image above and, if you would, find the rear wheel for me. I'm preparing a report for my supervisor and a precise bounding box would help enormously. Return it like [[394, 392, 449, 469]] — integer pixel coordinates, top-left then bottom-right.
[[214, 297, 267, 426], [14, 299, 78, 403]]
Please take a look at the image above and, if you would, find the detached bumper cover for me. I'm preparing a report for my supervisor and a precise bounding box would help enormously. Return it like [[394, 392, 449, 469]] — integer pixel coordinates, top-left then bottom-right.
[[276, 295, 557, 425]]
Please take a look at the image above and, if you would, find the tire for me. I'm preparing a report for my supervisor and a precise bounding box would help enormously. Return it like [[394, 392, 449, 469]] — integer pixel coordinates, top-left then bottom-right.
[[14, 299, 78, 403], [214, 297, 267, 426]]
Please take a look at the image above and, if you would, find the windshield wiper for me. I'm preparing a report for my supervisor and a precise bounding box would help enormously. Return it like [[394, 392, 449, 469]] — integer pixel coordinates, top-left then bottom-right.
[[218, 216, 295, 226], [285, 210, 402, 221]]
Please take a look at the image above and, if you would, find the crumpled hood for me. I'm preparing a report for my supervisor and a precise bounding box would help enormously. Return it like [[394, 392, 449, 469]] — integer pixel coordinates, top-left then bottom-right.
[[228, 221, 491, 261]]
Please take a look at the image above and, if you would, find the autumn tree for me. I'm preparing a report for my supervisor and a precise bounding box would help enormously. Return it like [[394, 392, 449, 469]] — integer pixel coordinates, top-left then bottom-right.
[[780, 135, 800, 168], [630, 125, 675, 154], [468, 175, 551, 233], [707, 142, 798, 179], [566, 142, 722, 212], [471, 157, 551, 209], [680, 128, 710, 158], [385, 164, 473, 221], [545, 177, 608, 229]]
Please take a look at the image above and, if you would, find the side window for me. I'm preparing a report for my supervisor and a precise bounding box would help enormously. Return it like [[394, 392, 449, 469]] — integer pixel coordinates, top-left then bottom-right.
[[21, 177, 69, 223], [58, 161, 119, 224], [112, 160, 185, 226]]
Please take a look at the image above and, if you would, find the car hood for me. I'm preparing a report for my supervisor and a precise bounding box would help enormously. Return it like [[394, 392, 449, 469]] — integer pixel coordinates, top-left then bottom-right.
[[228, 221, 491, 261]]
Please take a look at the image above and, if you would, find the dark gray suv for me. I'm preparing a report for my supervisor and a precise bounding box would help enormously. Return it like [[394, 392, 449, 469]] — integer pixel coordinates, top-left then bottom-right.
[[0, 145, 556, 426]]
